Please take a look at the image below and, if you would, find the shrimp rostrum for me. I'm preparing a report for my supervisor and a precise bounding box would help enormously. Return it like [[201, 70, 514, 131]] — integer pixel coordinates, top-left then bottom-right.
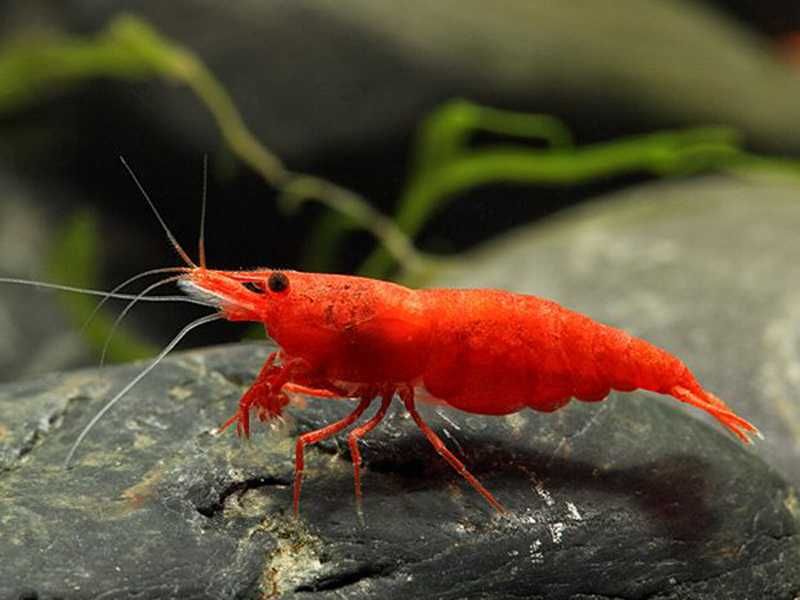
[[179, 266, 759, 515]]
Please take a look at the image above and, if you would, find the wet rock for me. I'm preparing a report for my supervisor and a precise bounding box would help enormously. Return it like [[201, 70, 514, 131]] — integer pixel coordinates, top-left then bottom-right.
[[1, 318, 799, 595], [3, 175, 800, 597]]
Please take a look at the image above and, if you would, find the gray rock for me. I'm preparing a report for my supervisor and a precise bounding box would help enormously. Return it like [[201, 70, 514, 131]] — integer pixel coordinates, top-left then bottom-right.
[[2, 175, 800, 598], [0, 343, 798, 599]]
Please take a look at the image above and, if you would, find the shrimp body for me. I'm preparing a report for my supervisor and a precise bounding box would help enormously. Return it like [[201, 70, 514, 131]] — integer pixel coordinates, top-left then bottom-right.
[[180, 267, 758, 514], [4, 161, 756, 515]]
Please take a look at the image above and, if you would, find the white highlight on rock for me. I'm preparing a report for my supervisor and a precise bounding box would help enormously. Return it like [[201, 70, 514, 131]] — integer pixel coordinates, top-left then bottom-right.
[[529, 539, 543, 564], [566, 501, 582, 521], [548, 522, 566, 544], [533, 479, 555, 507]]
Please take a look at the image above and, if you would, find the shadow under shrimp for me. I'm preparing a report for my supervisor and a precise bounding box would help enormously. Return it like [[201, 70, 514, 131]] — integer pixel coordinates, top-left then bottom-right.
[[286, 403, 720, 540], [356, 437, 714, 532]]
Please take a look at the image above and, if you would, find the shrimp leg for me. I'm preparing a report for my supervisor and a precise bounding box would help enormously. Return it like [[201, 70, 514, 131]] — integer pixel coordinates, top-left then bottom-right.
[[348, 394, 393, 514], [293, 397, 373, 516], [221, 354, 342, 435], [400, 388, 506, 513], [283, 383, 339, 398]]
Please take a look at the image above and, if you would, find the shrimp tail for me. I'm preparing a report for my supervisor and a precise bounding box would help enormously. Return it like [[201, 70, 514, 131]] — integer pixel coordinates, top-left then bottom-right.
[[594, 328, 761, 444], [670, 385, 761, 444]]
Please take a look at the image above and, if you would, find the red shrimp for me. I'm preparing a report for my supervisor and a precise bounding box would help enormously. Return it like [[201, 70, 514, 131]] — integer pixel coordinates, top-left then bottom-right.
[[178, 266, 760, 515], [2, 159, 760, 517]]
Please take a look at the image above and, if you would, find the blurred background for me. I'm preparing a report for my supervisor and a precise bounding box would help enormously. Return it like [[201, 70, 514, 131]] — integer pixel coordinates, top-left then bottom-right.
[[3, 0, 800, 381]]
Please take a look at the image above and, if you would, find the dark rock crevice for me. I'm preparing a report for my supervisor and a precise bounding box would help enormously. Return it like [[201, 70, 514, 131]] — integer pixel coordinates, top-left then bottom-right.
[[294, 560, 397, 593], [194, 475, 292, 518]]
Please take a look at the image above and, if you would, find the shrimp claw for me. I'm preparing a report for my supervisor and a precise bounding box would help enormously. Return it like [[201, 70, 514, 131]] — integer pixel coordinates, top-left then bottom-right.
[[219, 352, 288, 437]]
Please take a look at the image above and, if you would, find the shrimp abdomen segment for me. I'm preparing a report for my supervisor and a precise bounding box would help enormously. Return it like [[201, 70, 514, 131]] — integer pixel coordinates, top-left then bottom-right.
[[420, 289, 631, 414], [419, 289, 758, 443], [421, 289, 584, 414]]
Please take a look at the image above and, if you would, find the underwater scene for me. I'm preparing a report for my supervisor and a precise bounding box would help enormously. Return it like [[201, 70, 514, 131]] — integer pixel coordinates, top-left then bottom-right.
[[0, 3, 799, 599]]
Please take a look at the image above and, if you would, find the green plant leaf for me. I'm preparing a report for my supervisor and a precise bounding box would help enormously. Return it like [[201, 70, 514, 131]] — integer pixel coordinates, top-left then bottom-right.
[[47, 211, 158, 363]]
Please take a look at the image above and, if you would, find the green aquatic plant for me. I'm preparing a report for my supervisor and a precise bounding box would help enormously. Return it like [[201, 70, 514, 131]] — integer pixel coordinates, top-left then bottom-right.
[[0, 15, 425, 275], [302, 100, 800, 280], [47, 212, 157, 362], [0, 14, 426, 359], [356, 101, 751, 279]]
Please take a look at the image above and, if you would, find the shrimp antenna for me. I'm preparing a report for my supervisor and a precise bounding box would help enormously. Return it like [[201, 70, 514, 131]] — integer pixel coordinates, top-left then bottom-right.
[[198, 154, 208, 269], [99, 274, 185, 366], [119, 156, 197, 269], [63, 312, 222, 468], [0, 277, 208, 306], [80, 266, 189, 333]]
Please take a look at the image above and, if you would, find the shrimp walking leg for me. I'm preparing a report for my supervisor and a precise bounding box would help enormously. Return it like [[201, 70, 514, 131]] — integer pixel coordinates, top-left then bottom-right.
[[400, 388, 506, 513], [348, 395, 393, 513], [293, 397, 372, 516]]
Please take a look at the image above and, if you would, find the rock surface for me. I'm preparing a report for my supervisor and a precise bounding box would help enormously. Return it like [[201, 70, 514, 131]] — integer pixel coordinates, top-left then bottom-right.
[[1, 344, 798, 599], [2, 176, 800, 598]]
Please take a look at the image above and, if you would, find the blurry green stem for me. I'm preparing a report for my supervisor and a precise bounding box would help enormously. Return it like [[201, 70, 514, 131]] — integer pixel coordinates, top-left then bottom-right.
[[278, 176, 427, 274], [0, 15, 427, 276], [0, 32, 154, 111], [307, 100, 577, 274], [110, 16, 427, 273], [360, 126, 746, 278], [412, 100, 573, 178]]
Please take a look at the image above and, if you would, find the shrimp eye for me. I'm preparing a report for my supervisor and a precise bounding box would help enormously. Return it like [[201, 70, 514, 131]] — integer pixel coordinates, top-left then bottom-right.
[[268, 271, 289, 293], [242, 281, 265, 294]]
